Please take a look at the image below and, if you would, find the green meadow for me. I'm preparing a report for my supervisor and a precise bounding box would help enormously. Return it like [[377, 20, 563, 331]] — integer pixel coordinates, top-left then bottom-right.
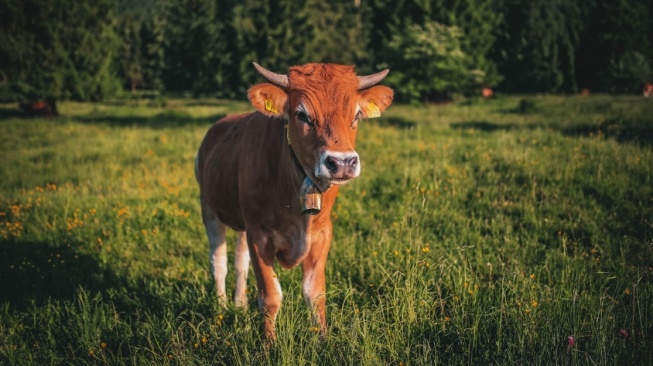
[[1, 95, 651, 365]]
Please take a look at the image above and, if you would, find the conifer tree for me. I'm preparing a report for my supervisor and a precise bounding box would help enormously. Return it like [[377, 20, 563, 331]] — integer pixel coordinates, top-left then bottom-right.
[[115, 0, 166, 93], [431, 0, 503, 89], [577, 0, 652, 92], [162, 0, 232, 96], [0, 0, 122, 108]]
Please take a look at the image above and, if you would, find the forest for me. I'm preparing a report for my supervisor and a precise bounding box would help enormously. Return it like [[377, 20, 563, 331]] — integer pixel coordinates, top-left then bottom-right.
[[1, 0, 653, 105]]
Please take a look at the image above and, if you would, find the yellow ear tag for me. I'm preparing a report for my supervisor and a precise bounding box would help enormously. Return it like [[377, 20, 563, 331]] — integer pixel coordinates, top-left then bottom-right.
[[366, 101, 381, 118], [264, 99, 278, 114]]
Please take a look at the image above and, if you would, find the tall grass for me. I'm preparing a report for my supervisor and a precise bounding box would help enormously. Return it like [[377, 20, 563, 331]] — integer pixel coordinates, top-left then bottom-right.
[[1, 95, 651, 365]]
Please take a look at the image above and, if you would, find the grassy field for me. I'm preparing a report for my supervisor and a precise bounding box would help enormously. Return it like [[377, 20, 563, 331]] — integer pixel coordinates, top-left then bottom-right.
[[1, 94, 652, 365]]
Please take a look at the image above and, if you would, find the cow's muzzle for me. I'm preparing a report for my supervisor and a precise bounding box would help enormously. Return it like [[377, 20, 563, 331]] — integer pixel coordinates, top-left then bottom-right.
[[316, 151, 360, 184]]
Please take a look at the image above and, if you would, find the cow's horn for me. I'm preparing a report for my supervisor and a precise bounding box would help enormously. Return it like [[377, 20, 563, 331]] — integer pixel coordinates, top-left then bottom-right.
[[358, 69, 390, 90], [253, 62, 289, 88]]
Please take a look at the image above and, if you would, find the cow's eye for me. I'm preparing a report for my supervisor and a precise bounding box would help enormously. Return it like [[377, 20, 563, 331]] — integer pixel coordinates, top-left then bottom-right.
[[352, 111, 362, 128], [296, 110, 313, 126]]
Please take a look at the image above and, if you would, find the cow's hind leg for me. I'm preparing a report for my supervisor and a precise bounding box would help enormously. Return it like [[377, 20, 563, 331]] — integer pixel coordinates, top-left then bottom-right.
[[201, 198, 229, 307], [234, 231, 250, 308]]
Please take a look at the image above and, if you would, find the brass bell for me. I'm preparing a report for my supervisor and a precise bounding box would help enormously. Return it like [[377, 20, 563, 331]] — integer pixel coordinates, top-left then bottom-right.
[[299, 177, 322, 215]]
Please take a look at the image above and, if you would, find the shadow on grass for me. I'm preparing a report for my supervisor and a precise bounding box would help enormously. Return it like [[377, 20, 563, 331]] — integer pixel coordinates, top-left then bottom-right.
[[370, 116, 417, 129], [561, 117, 653, 147], [451, 119, 653, 147], [450, 120, 519, 132], [0, 238, 122, 310], [70, 111, 226, 129], [0, 106, 30, 119], [0, 238, 218, 316], [0, 104, 226, 128]]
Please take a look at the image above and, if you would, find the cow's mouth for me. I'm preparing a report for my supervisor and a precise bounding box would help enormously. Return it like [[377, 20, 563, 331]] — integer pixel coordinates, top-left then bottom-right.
[[330, 177, 353, 185]]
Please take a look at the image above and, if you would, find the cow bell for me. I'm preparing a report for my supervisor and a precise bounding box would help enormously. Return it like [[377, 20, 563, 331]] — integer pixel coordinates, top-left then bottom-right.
[[299, 177, 322, 215]]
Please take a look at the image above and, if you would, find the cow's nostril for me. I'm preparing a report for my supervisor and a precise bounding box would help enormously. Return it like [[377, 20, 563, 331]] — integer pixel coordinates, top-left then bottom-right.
[[325, 156, 339, 174], [345, 156, 358, 168]]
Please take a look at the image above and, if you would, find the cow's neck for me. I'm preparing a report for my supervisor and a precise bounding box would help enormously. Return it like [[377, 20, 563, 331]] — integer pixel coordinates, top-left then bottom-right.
[[283, 121, 307, 182], [282, 120, 325, 215]]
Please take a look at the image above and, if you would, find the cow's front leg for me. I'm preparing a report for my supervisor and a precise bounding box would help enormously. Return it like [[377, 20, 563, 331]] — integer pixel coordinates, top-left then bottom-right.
[[247, 233, 282, 340], [302, 222, 332, 335]]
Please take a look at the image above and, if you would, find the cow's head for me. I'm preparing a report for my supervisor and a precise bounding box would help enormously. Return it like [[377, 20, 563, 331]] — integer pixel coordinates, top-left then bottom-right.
[[248, 63, 393, 191]]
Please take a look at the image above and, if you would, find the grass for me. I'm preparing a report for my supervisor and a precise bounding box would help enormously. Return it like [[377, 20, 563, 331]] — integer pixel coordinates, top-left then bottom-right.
[[0, 94, 651, 365]]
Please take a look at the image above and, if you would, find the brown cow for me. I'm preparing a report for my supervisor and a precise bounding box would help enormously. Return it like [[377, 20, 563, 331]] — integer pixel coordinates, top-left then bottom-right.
[[644, 82, 653, 97], [195, 63, 393, 340], [19, 99, 58, 117]]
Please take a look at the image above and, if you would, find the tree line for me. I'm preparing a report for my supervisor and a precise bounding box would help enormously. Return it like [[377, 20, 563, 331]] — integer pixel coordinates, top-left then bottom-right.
[[1, 0, 652, 106]]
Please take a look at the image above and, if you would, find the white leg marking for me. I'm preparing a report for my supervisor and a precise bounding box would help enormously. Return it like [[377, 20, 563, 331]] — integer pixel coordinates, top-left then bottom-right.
[[302, 268, 316, 307], [210, 233, 228, 304], [201, 200, 228, 307], [274, 277, 283, 302], [303, 268, 324, 326], [234, 231, 250, 308]]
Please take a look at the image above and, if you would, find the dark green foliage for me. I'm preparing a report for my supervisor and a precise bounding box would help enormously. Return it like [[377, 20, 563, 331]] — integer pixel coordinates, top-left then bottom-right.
[[493, 0, 592, 93], [430, 0, 504, 88], [231, 0, 365, 96], [576, 0, 653, 93], [115, 0, 166, 92], [1, 0, 652, 104], [367, 0, 502, 101], [162, 0, 232, 96], [385, 21, 478, 102], [0, 0, 122, 103]]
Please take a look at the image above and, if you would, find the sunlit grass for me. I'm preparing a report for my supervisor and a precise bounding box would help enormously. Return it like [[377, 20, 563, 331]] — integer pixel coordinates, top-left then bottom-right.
[[1, 95, 651, 364]]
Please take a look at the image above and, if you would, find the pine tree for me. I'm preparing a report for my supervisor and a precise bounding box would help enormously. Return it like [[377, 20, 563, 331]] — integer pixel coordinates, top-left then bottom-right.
[[0, 0, 122, 108], [162, 0, 232, 96], [430, 0, 503, 89], [576, 0, 652, 93], [494, 0, 590, 93], [115, 0, 167, 93]]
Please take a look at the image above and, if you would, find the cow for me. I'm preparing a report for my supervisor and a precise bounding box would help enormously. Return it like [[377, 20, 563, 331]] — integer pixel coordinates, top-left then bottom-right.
[[19, 99, 58, 117], [644, 82, 653, 97], [195, 62, 393, 340]]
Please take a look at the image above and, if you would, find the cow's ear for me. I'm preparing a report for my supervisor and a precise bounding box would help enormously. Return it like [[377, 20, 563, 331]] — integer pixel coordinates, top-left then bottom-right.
[[248, 83, 288, 118], [359, 85, 394, 119]]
